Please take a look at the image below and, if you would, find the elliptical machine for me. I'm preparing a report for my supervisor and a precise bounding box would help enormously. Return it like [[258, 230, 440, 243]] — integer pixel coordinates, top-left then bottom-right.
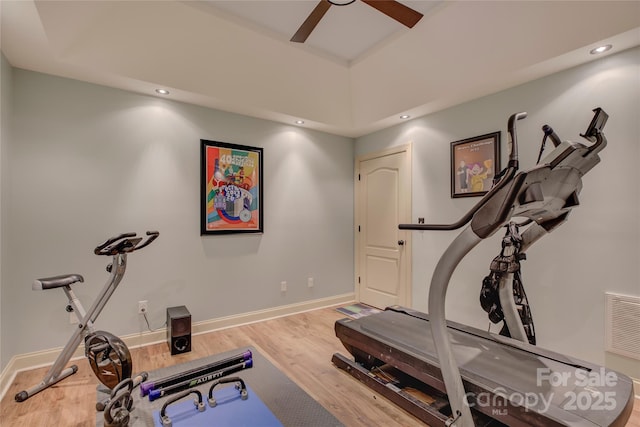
[[398, 108, 614, 426], [15, 231, 159, 402]]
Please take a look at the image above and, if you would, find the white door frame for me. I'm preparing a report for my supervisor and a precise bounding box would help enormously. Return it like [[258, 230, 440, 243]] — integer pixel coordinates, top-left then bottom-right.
[[355, 143, 412, 307]]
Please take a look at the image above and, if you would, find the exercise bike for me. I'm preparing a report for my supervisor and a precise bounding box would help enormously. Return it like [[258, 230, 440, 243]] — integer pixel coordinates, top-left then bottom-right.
[[15, 231, 159, 402]]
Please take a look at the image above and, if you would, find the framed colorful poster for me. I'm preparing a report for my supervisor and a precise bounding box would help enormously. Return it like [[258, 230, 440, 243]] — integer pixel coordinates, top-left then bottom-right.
[[200, 140, 263, 234], [450, 132, 500, 198]]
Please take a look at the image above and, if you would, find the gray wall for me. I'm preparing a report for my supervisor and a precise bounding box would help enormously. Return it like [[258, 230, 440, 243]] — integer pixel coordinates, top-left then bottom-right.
[[1, 69, 354, 369], [0, 54, 12, 370], [2, 47, 638, 380], [356, 47, 640, 377]]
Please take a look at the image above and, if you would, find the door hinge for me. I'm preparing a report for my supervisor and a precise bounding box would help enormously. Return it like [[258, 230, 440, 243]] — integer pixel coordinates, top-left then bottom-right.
[[358, 225, 361, 232], [358, 276, 361, 283], [358, 174, 361, 181]]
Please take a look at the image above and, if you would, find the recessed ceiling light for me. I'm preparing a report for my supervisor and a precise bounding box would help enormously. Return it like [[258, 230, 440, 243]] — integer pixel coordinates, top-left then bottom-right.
[[155, 88, 170, 95], [400, 115, 410, 119], [295, 120, 305, 125], [589, 45, 612, 55]]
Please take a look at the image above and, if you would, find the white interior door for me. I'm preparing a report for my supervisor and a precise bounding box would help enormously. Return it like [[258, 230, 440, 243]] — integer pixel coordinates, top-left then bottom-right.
[[356, 145, 411, 309]]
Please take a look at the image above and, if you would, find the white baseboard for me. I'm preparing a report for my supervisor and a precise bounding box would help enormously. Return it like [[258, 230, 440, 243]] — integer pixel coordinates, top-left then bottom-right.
[[635, 378, 640, 400], [0, 293, 355, 401]]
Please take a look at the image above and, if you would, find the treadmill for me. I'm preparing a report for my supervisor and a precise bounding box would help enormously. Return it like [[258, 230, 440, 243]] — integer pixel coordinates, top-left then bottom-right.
[[333, 109, 634, 427]]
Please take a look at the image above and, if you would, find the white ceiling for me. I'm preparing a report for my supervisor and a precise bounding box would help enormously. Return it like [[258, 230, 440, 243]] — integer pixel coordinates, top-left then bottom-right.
[[1, 1, 639, 137], [206, 1, 444, 62]]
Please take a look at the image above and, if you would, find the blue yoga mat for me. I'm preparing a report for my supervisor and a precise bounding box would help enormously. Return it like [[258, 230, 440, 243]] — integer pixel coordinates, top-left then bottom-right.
[[152, 383, 283, 427], [96, 346, 343, 427]]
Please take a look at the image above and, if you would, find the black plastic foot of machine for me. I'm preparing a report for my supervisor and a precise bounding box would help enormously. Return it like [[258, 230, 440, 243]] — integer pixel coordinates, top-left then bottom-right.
[[333, 109, 634, 427]]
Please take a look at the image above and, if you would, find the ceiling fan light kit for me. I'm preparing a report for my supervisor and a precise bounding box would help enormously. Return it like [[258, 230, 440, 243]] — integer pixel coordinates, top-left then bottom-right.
[[291, 0, 424, 43]]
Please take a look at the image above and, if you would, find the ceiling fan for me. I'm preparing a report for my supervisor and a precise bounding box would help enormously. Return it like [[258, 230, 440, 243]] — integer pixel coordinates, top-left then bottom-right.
[[291, 0, 424, 43]]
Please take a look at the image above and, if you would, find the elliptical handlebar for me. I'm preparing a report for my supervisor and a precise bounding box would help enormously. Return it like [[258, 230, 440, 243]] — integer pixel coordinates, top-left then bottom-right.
[[94, 231, 160, 256], [399, 166, 517, 231], [507, 111, 527, 169], [542, 124, 562, 148], [580, 107, 609, 154], [399, 112, 527, 232]]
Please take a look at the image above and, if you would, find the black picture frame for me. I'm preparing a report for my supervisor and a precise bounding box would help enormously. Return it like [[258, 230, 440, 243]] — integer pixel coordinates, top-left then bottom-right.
[[200, 140, 263, 235], [451, 132, 501, 198]]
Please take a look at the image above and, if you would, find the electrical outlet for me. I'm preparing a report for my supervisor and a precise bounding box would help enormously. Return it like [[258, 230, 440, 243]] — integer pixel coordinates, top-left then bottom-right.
[[138, 300, 148, 314], [280, 281, 287, 292], [308, 277, 314, 288]]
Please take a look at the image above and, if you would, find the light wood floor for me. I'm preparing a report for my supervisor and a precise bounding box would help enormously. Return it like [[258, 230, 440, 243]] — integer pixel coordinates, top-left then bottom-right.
[[1, 306, 638, 426]]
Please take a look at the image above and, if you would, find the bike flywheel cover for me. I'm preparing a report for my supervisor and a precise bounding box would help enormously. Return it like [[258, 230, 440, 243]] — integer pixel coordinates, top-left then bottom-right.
[[85, 331, 132, 389]]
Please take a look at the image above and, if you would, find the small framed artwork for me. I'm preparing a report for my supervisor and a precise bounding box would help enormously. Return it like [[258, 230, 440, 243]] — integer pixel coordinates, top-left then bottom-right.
[[200, 140, 263, 234], [451, 132, 500, 198]]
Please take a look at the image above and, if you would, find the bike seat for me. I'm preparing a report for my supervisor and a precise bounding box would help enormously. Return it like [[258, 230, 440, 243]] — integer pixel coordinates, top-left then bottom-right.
[[33, 274, 84, 291]]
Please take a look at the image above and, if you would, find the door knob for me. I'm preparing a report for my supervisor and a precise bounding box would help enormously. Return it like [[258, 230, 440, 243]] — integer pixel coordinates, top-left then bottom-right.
[[398, 240, 405, 246]]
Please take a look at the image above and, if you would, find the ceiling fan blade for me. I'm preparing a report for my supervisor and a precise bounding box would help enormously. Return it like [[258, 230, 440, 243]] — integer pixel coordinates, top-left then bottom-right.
[[361, 0, 423, 28], [291, 1, 332, 43]]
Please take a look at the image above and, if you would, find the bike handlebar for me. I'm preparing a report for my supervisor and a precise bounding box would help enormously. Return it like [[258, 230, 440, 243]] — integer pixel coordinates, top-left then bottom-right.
[[94, 231, 160, 256], [135, 231, 160, 251]]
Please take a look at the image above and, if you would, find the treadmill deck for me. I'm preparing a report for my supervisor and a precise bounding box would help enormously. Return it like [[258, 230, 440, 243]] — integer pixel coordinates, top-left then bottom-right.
[[334, 307, 633, 426]]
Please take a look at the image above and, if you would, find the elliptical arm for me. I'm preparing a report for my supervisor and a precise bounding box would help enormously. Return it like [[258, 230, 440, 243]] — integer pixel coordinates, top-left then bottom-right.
[[403, 112, 528, 427], [399, 112, 527, 232], [506, 112, 527, 169], [399, 167, 516, 231], [428, 226, 481, 427]]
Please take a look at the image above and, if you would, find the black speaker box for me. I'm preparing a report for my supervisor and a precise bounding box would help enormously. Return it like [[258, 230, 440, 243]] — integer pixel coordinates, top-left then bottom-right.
[[167, 305, 191, 355]]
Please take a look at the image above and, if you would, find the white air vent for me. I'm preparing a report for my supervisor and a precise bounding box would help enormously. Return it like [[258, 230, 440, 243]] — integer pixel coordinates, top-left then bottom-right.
[[605, 293, 640, 360]]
